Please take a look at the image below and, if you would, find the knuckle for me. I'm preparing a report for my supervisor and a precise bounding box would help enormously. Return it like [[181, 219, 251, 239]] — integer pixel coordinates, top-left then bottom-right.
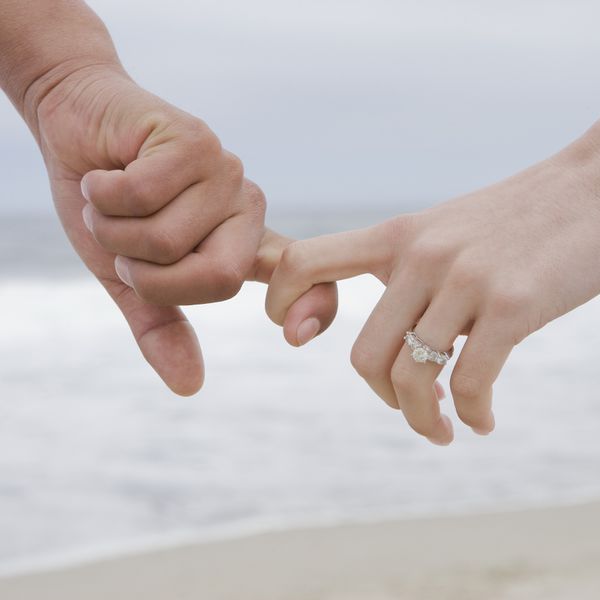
[[450, 372, 491, 427], [446, 259, 482, 291], [279, 241, 310, 277], [243, 180, 267, 215], [192, 126, 222, 157], [350, 342, 381, 380], [390, 364, 416, 396], [411, 238, 449, 269], [450, 372, 482, 403], [211, 262, 244, 301], [146, 227, 181, 265], [127, 175, 158, 216], [487, 284, 533, 319], [393, 261, 421, 290], [182, 121, 223, 171], [383, 213, 415, 242], [367, 216, 415, 268], [222, 152, 245, 185]]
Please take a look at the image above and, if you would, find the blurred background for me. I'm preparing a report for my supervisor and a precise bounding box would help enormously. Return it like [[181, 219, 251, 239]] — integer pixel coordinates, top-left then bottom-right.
[[2, 0, 600, 576]]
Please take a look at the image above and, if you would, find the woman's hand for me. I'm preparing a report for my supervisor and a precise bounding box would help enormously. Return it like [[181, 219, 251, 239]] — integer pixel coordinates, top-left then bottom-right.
[[266, 124, 600, 445]]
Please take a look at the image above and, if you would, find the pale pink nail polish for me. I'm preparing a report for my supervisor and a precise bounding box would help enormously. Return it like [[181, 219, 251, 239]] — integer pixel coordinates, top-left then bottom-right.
[[427, 415, 454, 446], [427, 437, 451, 447], [296, 318, 320, 346], [472, 427, 491, 436], [434, 381, 446, 401], [473, 413, 496, 436]]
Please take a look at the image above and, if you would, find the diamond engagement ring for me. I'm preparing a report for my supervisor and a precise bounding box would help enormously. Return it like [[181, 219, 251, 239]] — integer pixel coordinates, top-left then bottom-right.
[[404, 331, 454, 366]]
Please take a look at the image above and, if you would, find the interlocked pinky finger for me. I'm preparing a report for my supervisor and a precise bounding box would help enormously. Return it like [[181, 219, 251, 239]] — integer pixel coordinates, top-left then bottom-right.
[[449, 320, 514, 435]]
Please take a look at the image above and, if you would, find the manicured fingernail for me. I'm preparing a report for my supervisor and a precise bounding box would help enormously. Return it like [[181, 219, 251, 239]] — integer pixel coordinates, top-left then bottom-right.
[[82, 203, 93, 232], [114, 256, 133, 287], [81, 177, 90, 202], [434, 380, 446, 401], [296, 318, 321, 346], [472, 412, 496, 436], [427, 437, 450, 447], [427, 415, 454, 446]]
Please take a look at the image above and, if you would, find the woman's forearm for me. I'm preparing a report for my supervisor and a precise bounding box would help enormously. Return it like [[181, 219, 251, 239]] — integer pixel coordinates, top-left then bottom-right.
[[0, 0, 122, 132]]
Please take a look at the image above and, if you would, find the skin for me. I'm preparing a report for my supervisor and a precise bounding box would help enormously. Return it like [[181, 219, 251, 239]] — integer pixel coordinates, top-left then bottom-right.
[[0, 0, 338, 395], [266, 123, 600, 445]]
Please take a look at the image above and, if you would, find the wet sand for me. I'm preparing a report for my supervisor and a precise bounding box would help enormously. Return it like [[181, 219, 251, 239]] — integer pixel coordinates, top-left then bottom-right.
[[1, 501, 599, 599]]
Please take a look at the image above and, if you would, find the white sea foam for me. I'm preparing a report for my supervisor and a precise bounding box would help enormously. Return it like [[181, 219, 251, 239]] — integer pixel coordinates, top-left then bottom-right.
[[1, 275, 600, 570]]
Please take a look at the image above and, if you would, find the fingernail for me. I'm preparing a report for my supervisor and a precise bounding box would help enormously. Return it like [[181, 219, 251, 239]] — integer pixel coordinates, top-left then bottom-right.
[[434, 380, 446, 401], [114, 256, 133, 287], [82, 204, 93, 232], [472, 428, 490, 436], [296, 317, 321, 346], [428, 439, 451, 447], [81, 177, 90, 202], [427, 415, 454, 446], [472, 412, 496, 436]]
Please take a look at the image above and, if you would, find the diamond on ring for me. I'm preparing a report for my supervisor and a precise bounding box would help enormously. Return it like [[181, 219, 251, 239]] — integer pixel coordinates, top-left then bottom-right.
[[412, 347, 429, 363], [404, 331, 453, 366]]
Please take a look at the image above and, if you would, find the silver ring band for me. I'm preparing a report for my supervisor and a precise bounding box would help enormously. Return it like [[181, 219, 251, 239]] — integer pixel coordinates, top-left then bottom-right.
[[404, 331, 454, 366]]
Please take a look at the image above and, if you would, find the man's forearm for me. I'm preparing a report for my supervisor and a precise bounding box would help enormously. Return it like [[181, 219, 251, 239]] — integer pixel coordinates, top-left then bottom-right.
[[0, 0, 122, 131]]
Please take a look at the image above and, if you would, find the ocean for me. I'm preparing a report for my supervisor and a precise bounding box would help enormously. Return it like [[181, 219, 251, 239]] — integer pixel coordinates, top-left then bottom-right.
[[1, 214, 600, 574]]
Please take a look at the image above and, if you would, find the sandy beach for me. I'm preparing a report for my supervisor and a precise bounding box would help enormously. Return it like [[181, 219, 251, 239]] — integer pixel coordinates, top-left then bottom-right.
[[1, 501, 599, 600]]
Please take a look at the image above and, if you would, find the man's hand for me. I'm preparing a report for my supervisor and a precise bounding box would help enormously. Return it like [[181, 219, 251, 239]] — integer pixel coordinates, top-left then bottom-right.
[[0, 0, 337, 395], [35, 64, 337, 394]]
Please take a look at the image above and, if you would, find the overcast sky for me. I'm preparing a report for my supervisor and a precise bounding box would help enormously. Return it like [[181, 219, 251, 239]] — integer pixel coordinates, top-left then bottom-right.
[[2, 0, 600, 216]]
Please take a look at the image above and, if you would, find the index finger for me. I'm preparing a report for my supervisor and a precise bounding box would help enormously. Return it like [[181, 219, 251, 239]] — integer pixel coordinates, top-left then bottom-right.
[[81, 137, 220, 218]]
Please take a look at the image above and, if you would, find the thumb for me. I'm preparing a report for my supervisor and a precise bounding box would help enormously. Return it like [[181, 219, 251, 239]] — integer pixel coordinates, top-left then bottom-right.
[[102, 276, 205, 396], [250, 228, 338, 347], [51, 174, 204, 397]]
